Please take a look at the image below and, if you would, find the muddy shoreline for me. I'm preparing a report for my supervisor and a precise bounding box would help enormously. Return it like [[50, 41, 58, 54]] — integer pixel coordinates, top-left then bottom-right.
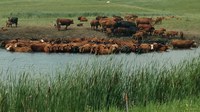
[[0, 26, 199, 44]]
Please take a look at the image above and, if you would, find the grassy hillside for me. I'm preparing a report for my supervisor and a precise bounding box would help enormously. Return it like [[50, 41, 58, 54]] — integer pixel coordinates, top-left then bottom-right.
[[0, 0, 199, 16], [0, 0, 199, 34]]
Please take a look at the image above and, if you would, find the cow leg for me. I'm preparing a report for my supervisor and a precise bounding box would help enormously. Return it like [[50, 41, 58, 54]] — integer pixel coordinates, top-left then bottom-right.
[[57, 27, 60, 31], [57, 24, 61, 31], [65, 25, 68, 30], [95, 25, 98, 30]]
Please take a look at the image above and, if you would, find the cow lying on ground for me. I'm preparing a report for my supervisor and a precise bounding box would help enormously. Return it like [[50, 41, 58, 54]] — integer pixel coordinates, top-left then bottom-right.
[[78, 16, 88, 22], [77, 23, 83, 27], [1, 27, 8, 31]]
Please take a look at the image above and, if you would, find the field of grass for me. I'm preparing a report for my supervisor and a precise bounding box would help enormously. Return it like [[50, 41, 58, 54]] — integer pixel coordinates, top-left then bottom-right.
[[0, 0, 199, 34]]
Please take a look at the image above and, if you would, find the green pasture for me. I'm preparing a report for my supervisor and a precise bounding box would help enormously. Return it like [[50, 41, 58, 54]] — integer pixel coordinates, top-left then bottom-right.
[[0, 0, 199, 33]]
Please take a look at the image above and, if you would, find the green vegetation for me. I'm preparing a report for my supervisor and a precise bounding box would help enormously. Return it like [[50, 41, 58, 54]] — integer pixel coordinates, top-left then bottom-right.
[[0, 0, 199, 33], [0, 0, 200, 111], [0, 56, 200, 111]]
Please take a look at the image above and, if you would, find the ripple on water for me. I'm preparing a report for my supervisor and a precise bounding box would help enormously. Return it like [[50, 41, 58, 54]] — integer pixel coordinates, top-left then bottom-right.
[[0, 47, 199, 76]]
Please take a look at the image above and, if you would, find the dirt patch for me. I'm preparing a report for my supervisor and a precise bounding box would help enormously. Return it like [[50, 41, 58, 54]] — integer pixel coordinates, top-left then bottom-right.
[[0, 25, 199, 43], [0, 25, 110, 41]]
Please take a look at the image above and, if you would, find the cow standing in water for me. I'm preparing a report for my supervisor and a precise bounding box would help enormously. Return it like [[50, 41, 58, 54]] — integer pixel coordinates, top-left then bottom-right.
[[6, 17, 18, 27], [55, 18, 74, 31]]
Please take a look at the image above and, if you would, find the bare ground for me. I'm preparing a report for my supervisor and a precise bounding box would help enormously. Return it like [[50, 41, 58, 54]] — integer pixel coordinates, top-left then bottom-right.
[[0, 25, 109, 41], [0, 25, 200, 43]]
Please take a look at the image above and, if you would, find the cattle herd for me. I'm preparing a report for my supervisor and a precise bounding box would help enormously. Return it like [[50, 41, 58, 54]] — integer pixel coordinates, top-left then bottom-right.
[[54, 15, 188, 41], [0, 15, 198, 55], [0, 37, 197, 55]]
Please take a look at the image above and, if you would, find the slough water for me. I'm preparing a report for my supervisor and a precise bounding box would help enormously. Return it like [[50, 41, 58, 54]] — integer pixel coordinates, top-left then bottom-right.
[[0, 47, 199, 76]]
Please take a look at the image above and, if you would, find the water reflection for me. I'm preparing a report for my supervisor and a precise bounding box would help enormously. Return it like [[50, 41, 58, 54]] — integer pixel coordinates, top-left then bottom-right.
[[0, 48, 199, 76]]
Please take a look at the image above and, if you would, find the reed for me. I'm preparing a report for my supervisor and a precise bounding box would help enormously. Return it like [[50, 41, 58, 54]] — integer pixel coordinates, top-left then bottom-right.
[[0, 56, 200, 111]]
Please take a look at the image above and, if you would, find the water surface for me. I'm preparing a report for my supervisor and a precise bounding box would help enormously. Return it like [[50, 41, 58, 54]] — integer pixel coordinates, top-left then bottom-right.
[[0, 48, 199, 76]]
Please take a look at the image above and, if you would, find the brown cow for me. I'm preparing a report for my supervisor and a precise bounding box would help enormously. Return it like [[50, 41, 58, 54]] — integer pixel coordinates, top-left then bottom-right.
[[79, 43, 94, 53], [135, 18, 153, 26], [77, 23, 83, 26], [90, 20, 100, 30], [4, 39, 31, 50], [95, 44, 118, 55], [179, 31, 184, 39], [78, 16, 88, 22], [106, 28, 113, 36], [158, 45, 169, 52], [90, 44, 100, 54], [124, 14, 138, 21], [171, 39, 197, 49], [153, 28, 166, 36], [1, 27, 8, 31], [30, 43, 47, 52], [152, 43, 169, 52], [137, 24, 155, 35], [138, 43, 154, 53], [2, 39, 19, 48], [112, 15, 123, 21], [106, 44, 119, 53], [44, 43, 67, 53], [154, 17, 164, 25], [96, 16, 108, 20], [44, 44, 53, 53], [6, 43, 32, 52], [57, 44, 72, 53], [56, 18, 74, 31], [99, 18, 116, 31], [165, 31, 179, 38], [133, 30, 147, 41]]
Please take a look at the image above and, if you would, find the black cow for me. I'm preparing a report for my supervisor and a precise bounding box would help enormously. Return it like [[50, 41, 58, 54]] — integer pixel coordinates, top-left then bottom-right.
[[113, 27, 138, 36], [114, 21, 136, 28], [6, 17, 18, 27], [113, 21, 138, 36]]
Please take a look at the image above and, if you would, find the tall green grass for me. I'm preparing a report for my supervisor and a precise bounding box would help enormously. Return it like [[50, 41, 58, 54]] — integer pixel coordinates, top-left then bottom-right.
[[0, 56, 200, 111]]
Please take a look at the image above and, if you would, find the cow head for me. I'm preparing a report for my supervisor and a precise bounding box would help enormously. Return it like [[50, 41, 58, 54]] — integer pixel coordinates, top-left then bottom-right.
[[150, 44, 154, 50], [78, 16, 82, 20], [5, 44, 15, 51], [192, 40, 198, 48]]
